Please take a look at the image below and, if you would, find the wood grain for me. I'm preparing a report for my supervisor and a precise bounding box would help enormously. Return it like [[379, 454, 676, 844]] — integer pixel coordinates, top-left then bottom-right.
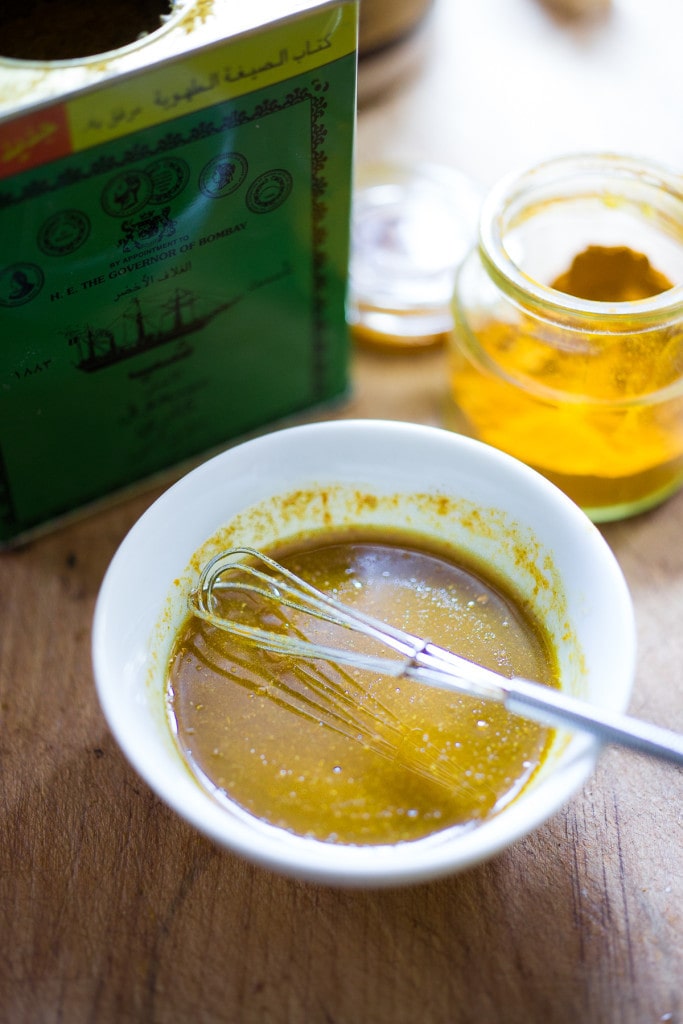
[[3, 0, 683, 1018], [1, 342, 681, 1023]]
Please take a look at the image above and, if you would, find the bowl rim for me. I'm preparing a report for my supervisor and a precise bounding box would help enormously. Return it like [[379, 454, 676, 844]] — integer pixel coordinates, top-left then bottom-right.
[[92, 418, 636, 886]]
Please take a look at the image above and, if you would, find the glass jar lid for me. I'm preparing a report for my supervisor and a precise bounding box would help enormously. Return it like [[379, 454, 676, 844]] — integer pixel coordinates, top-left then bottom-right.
[[348, 162, 483, 346]]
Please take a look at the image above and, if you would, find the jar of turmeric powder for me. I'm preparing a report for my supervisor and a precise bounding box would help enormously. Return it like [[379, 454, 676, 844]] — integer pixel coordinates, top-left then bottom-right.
[[447, 153, 683, 521]]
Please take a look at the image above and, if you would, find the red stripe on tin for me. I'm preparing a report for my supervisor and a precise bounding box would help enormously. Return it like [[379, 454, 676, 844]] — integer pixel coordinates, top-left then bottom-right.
[[0, 103, 72, 179]]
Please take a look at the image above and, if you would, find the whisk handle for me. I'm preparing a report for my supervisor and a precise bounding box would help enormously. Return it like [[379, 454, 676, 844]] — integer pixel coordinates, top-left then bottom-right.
[[506, 678, 683, 767]]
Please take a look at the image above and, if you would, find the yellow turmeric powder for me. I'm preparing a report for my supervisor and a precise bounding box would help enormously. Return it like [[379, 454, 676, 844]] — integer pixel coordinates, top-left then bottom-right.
[[551, 245, 673, 301], [449, 245, 683, 519]]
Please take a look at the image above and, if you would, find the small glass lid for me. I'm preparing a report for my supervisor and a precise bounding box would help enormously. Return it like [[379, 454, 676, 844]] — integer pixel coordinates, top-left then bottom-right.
[[348, 162, 483, 346]]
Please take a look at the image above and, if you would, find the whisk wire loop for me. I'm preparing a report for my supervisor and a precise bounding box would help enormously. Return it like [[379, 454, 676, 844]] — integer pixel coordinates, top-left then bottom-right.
[[191, 548, 509, 700], [188, 546, 683, 767], [195, 546, 423, 655]]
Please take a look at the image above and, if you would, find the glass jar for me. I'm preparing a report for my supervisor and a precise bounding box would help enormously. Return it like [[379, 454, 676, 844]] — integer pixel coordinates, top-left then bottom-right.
[[348, 162, 482, 348], [447, 153, 683, 522]]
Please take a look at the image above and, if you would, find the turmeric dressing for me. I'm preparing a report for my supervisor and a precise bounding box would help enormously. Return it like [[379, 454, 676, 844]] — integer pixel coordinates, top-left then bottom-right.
[[167, 534, 558, 846], [449, 245, 683, 517]]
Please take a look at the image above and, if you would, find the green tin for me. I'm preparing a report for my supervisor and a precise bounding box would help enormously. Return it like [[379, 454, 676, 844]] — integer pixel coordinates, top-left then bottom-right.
[[0, 1, 357, 544]]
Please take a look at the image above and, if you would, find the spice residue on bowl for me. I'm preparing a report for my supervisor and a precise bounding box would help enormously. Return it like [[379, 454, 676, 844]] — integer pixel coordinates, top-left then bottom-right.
[[167, 531, 559, 846]]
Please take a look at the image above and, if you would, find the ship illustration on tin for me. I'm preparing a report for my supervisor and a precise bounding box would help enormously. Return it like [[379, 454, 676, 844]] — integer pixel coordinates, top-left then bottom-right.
[[68, 287, 235, 372]]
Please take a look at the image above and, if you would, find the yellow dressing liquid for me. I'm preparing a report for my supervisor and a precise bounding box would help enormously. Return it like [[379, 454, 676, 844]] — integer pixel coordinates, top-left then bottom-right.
[[168, 536, 558, 845]]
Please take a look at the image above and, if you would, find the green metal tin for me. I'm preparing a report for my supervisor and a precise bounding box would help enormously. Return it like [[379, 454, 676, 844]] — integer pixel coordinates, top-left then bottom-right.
[[0, 2, 357, 543]]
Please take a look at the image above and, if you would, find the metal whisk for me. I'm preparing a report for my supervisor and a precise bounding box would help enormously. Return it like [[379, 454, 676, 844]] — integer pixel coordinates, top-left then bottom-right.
[[188, 546, 683, 768]]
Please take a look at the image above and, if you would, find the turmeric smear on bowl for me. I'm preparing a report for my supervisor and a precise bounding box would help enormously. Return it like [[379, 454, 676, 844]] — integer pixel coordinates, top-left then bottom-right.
[[449, 245, 683, 518], [167, 532, 559, 846]]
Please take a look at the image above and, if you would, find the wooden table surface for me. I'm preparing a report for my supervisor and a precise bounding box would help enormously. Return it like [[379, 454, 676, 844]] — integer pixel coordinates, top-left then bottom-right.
[[2, 1, 683, 1021]]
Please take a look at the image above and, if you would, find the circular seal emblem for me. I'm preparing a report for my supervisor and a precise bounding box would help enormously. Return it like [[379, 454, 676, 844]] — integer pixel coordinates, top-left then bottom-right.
[[38, 209, 91, 256], [246, 169, 293, 214], [0, 262, 44, 307], [101, 170, 153, 217], [199, 152, 248, 199], [146, 157, 190, 205]]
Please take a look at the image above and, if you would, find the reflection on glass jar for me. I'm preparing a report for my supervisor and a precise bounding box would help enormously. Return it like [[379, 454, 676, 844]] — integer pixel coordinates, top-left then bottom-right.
[[447, 154, 683, 522]]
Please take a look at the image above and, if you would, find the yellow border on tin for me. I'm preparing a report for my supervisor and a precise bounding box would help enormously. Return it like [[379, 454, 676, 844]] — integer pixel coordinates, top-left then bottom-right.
[[67, 4, 357, 152]]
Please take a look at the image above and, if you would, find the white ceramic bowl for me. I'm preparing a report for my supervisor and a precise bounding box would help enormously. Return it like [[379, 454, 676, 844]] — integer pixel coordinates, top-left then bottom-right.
[[92, 419, 635, 887]]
